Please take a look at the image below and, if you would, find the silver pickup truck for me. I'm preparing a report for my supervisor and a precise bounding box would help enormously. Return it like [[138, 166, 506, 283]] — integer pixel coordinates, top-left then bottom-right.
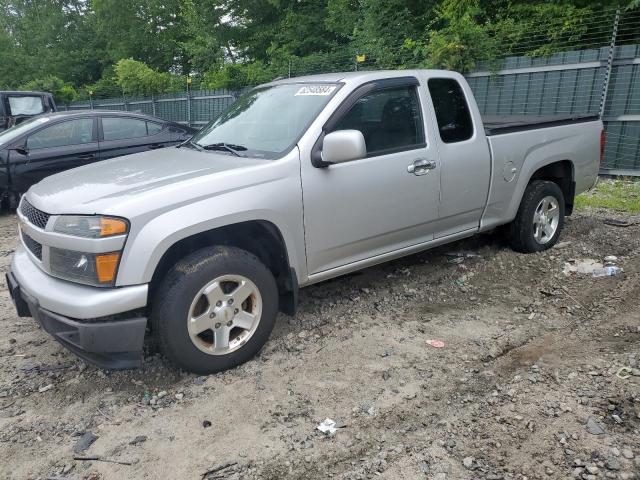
[[7, 70, 603, 373]]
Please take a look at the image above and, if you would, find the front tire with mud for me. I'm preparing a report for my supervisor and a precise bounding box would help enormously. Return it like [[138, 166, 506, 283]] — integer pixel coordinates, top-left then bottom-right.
[[151, 246, 278, 374]]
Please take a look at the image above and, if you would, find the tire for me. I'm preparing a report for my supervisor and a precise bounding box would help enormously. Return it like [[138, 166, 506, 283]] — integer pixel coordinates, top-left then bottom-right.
[[509, 180, 565, 253], [151, 246, 278, 374]]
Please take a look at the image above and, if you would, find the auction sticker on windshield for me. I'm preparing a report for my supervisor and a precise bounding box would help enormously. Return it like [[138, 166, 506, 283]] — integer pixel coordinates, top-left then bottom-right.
[[295, 85, 337, 96]]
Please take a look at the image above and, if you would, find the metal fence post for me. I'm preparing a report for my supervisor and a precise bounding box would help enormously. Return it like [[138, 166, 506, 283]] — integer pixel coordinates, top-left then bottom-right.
[[599, 7, 621, 118], [186, 89, 192, 127], [151, 94, 156, 116]]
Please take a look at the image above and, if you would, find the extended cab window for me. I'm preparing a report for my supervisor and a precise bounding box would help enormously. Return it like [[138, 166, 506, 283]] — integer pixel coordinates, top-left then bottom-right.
[[333, 86, 424, 155], [26, 119, 93, 149], [428, 78, 473, 143], [8, 96, 45, 116], [102, 117, 148, 141]]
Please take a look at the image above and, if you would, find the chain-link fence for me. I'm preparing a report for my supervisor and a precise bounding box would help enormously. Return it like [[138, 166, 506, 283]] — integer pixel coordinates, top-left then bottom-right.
[[59, 6, 640, 174], [60, 89, 242, 128]]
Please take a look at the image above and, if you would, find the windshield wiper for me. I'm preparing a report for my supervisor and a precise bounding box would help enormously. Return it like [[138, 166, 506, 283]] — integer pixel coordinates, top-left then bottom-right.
[[201, 142, 248, 156], [177, 138, 203, 151]]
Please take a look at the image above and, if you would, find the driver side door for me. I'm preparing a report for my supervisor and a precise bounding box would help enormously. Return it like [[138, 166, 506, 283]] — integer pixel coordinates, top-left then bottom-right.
[[300, 77, 442, 276]]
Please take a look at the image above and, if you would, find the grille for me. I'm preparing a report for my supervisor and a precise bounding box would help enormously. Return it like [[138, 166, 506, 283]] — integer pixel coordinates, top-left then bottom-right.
[[20, 199, 50, 230], [22, 232, 43, 261]]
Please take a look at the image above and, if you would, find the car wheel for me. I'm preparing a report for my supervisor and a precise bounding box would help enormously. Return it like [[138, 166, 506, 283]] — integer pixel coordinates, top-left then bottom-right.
[[509, 180, 565, 253], [151, 246, 278, 374]]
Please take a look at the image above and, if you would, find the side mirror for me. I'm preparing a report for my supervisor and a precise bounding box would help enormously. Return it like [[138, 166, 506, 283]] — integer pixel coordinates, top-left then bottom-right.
[[321, 130, 367, 165]]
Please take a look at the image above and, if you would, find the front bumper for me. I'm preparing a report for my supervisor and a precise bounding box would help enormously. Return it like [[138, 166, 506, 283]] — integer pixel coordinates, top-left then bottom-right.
[[8, 246, 149, 369]]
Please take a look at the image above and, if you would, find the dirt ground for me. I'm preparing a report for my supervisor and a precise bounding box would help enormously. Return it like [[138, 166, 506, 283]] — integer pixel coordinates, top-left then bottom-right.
[[0, 209, 639, 480]]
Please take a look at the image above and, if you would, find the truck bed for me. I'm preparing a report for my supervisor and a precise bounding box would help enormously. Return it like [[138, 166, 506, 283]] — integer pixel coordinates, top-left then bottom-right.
[[483, 114, 600, 136]]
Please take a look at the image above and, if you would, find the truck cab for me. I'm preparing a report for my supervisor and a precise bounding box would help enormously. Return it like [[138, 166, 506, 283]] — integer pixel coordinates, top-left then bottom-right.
[[0, 91, 57, 132]]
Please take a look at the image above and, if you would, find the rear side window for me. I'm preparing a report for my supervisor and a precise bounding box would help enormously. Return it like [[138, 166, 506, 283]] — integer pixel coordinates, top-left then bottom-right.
[[102, 117, 148, 141], [332, 86, 425, 155], [428, 78, 473, 143], [27, 119, 94, 149], [8, 96, 45, 116], [147, 122, 163, 135]]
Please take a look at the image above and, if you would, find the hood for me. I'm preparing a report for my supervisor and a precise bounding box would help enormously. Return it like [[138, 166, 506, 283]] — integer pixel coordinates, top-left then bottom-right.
[[28, 147, 265, 214]]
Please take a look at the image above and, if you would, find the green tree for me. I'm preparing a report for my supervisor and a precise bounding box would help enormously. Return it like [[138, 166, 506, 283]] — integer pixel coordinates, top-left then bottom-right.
[[114, 59, 180, 96], [20, 76, 78, 104], [92, 0, 188, 73], [202, 62, 278, 89], [422, 0, 497, 71], [0, 0, 105, 87]]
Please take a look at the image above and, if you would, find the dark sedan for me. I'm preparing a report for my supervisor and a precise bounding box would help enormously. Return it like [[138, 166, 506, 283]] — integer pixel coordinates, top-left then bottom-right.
[[0, 111, 196, 207]]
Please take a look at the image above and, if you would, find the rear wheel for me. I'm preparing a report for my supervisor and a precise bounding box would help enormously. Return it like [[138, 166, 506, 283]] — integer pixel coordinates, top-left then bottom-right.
[[509, 180, 565, 253], [151, 246, 278, 374]]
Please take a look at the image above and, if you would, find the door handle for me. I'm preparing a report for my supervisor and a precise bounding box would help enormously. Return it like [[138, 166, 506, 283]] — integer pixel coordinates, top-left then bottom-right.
[[148, 144, 163, 150], [78, 154, 95, 160], [407, 158, 436, 176]]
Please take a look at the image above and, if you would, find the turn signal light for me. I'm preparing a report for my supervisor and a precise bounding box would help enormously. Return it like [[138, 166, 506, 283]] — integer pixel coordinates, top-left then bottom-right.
[[96, 253, 121, 283], [100, 218, 128, 237]]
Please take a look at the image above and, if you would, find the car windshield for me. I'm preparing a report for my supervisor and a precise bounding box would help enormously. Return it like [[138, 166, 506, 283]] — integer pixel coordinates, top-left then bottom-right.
[[191, 83, 340, 159], [0, 116, 51, 147]]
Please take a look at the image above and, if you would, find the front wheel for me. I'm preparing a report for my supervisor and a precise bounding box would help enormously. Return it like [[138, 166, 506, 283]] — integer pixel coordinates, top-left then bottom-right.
[[151, 246, 278, 374], [509, 180, 565, 253]]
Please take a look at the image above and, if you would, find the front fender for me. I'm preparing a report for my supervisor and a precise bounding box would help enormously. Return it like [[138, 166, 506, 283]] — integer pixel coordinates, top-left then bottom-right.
[[115, 168, 306, 287]]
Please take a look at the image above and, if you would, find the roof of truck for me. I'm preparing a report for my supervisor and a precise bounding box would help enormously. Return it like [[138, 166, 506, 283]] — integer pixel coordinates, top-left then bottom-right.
[[267, 69, 461, 86], [0, 91, 54, 96]]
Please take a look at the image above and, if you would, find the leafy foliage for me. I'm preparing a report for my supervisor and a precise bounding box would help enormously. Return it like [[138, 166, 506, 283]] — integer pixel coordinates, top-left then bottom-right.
[[0, 0, 635, 95], [20, 76, 78, 104], [115, 59, 182, 96]]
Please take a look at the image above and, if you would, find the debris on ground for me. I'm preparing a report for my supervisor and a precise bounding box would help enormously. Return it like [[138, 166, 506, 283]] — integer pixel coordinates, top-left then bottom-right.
[[129, 435, 147, 446], [38, 384, 54, 393], [585, 417, 605, 436], [316, 418, 345, 435], [603, 218, 638, 227], [445, 251, 478, 264], [425, 339, 445, 348], [73, 432, 98, 453], [201, 461, 237, 479], [73, 455, 133, 466], [563, 259, 602, 276], [202, 420, 212, 428], [445, 251, 478, 258], [604, 255, 618, 264], [592, 266, 623, 277], [615, 367, 633, 379]]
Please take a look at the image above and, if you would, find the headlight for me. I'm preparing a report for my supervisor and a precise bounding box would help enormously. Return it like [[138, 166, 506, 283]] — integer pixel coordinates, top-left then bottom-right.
[[50, 249, 121, 287], [49, 215, 128, 287], [53, 215, 128, 238]]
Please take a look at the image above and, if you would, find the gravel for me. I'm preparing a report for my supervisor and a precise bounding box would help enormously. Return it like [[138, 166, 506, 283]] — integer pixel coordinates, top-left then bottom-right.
[[0, 210, 639, 479]]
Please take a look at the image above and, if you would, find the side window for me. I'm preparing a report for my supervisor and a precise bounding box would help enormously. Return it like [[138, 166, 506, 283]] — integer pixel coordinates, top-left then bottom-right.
[[8, 96, 45, 116], [27, 119, 94, 149], [332, 86, 425, 155], [102, 117, 148, 141], [427, 78, 473, 143], [147, 122, 163, 135]]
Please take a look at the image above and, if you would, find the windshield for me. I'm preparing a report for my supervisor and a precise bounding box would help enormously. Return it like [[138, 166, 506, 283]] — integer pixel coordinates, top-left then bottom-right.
[[0, 116, 51, 147], [191, 83, 340, 159]]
